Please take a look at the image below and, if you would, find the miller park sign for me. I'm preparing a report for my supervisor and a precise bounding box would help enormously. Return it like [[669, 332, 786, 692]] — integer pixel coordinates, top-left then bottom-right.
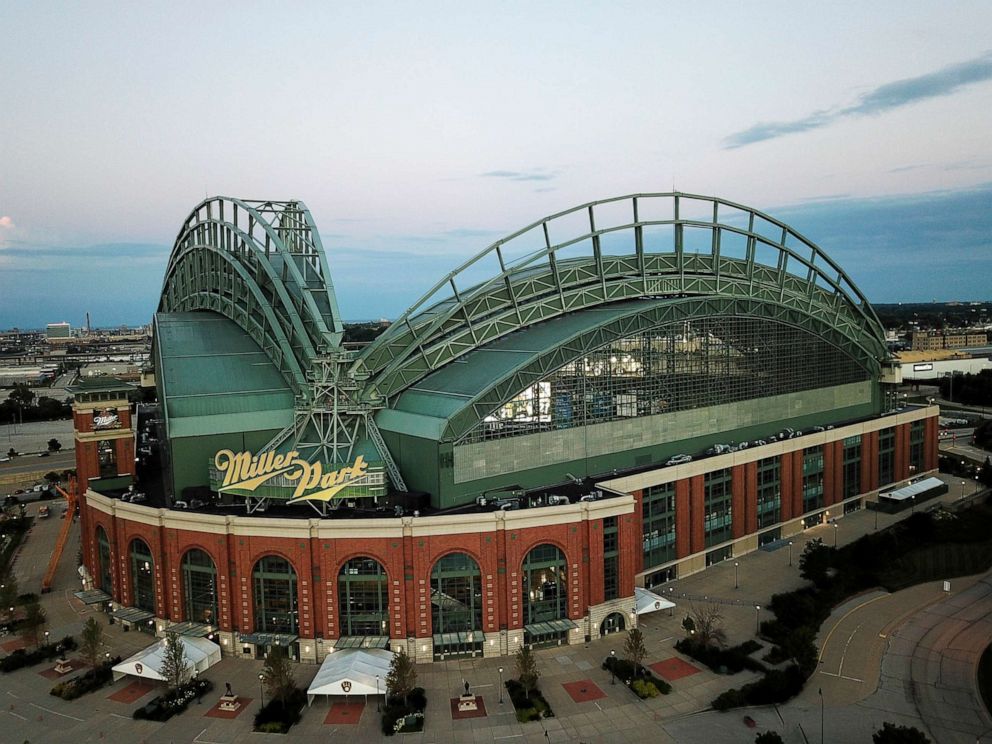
[[212, 449, 372, 504]]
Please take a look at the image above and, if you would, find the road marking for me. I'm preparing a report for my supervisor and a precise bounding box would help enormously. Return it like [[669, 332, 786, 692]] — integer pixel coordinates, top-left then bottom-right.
[[6, 710, 27, 720], [6, 691, 20, 699], [494, 736, 523, 740], [29, 702, 84, 721], [109, 713, 131, 719], [817, 593, 889, 664], [819, 671, 864, 683], [658, 636, 673, 644], [193, 729, 229, 744]]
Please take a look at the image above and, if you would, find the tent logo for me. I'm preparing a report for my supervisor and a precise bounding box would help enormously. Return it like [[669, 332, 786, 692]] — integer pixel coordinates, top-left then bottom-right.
[[135, 662, 143, 674], [342, 680, 352, 693]]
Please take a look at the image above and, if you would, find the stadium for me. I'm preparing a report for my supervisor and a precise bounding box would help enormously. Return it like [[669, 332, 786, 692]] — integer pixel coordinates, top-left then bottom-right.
[[73, 192, 938, 663]]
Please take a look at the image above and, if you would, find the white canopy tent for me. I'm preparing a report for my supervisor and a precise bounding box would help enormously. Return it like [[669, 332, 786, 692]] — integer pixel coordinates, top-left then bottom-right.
[[112, 635, 221, 682], [635, 586, 676, 615], [307, 648, 394, 706]]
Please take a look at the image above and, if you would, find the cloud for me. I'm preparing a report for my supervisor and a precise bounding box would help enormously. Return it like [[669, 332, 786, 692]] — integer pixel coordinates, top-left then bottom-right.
[[480, 169, 557, 182], [0, 216, 13, 229], [724, 51, 992, 148]]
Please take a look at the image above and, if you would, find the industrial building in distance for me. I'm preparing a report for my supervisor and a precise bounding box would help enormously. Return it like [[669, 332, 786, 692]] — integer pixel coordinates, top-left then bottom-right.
[[73, 192, 938, 664]]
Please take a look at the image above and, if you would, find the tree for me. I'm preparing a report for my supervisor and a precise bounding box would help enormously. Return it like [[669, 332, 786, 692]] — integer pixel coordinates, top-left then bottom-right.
[[799, 537, 833, 585], [160, 632, 191, 690], [20, 600, 46, 648], [44, 471, 61, 486], [755, 733, 785, 744], [0, 577, 18, 620], [872, 721, 932, 743], [6, 448, 16, 459], [688, 604, 727, 647], [980, 457, 992, 489], [386, 647, 417, 705], [47, 439, 62, 453], [261, 646, 295, 706], [79, 616, 104, 667], [623, 627, 646, 670], [515, 645, 540, 696], [9, 384, 34, 408]]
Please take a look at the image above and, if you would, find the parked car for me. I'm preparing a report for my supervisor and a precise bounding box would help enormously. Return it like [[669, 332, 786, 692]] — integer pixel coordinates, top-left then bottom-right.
[[665, 454, 692, 466], [37, 505, 50, 518], [705, 444, 731, 456]]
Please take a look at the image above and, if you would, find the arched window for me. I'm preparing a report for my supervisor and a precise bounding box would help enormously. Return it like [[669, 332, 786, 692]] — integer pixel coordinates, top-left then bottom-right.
[[96, 526, 112, 593], [431, 553, 482, 634], [252, 556, 298, 633], [430, 553, 483, 660], [338, 557, 388, 637], [181, 549, 217, 625], [600, 612, 626, 636], [129, 538, 155, 613], [98, 439, 117, 478], [522, 544, 567, 624]]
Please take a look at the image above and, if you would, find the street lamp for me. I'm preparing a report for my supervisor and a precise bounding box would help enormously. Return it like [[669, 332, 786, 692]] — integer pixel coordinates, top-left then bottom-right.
[[258, 672, 265, 708], [754, 605, 761, 635], [44, 630, 50, 646], [734, 561, 739, 590], [610, 649, 616, 685], [832, 523, 838, 548], [498, 667, 504, 704], [788, 541, 794, 567], [961, 480, 967, 500], [911, 495, 916, 514], [375, 674, 380, 712]]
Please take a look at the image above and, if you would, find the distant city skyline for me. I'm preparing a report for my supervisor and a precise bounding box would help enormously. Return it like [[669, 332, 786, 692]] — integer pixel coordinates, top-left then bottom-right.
[[1, 3, 990, 327]]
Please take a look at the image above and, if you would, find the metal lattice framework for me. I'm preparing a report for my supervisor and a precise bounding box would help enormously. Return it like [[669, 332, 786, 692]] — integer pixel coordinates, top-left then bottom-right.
[[440, 296, 872, 444], [159, 197, 344, 398], [355, 192, 889, 403]]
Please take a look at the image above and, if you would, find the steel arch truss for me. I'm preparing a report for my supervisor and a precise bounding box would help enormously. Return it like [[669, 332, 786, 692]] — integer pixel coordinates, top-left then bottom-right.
[[356, 193, 889, 402], [441, 295, 875, 443], [159, 197, 344, 398]]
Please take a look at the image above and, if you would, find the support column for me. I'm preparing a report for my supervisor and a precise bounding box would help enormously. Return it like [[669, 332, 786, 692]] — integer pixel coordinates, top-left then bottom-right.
[[780, 454, 794, 522], [675, 480, 691, 558], [689, 475, 706, 555], [731, 466, 746, 539]]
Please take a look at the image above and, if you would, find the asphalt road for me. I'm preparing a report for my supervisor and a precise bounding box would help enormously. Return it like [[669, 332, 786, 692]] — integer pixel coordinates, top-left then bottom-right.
[[0, 450, 76, 482]]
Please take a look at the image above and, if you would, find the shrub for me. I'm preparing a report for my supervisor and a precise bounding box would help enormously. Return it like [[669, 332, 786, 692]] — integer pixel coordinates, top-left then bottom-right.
[[0, 635, 76, 673], [133, 678, 212, 721], [631, 678, 660, 698], [602, 656, 671, 694], [50, 657, 120, 700], [674, 638, 766, 675], [711, 664, 806, 711], [381, 686, 427, 736], [253, 686, 306, 733], [504, 678, 554, 721]]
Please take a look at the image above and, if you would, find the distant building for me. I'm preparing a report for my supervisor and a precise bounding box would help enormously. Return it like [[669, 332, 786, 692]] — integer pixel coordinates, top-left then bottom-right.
[[911, 329, 988, 351], [46, 322, 72, 342]]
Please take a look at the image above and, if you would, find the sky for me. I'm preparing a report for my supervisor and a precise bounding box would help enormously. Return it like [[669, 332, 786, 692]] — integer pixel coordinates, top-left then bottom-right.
[[0, 2, 990, 328]]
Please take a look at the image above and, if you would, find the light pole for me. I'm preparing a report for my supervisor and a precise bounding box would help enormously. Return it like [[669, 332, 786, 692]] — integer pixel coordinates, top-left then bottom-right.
[[754, 605, 761, 636], [832, 523, 838, 548], [911, 495, 916, 514], [498, 667, 504, 704], [734, 561, 739, 590], [258, 672, 265, 708], [788, 541, 793, 567], [610, 649, 616, 685], [375, 674, 380, 712], [44, 630, 50, 647], [961, 480, 967, 500]]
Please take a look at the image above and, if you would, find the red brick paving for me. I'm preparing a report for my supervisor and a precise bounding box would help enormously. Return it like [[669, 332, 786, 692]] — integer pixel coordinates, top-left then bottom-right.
[[1, 637, 26, 653], [324, 700, 365, 725], [562, 679, 607, 703], [204, 696, 252, 719], [449, 695, 488, 720], [107, 679, 157, 703], [650, 657, 701, 681]]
